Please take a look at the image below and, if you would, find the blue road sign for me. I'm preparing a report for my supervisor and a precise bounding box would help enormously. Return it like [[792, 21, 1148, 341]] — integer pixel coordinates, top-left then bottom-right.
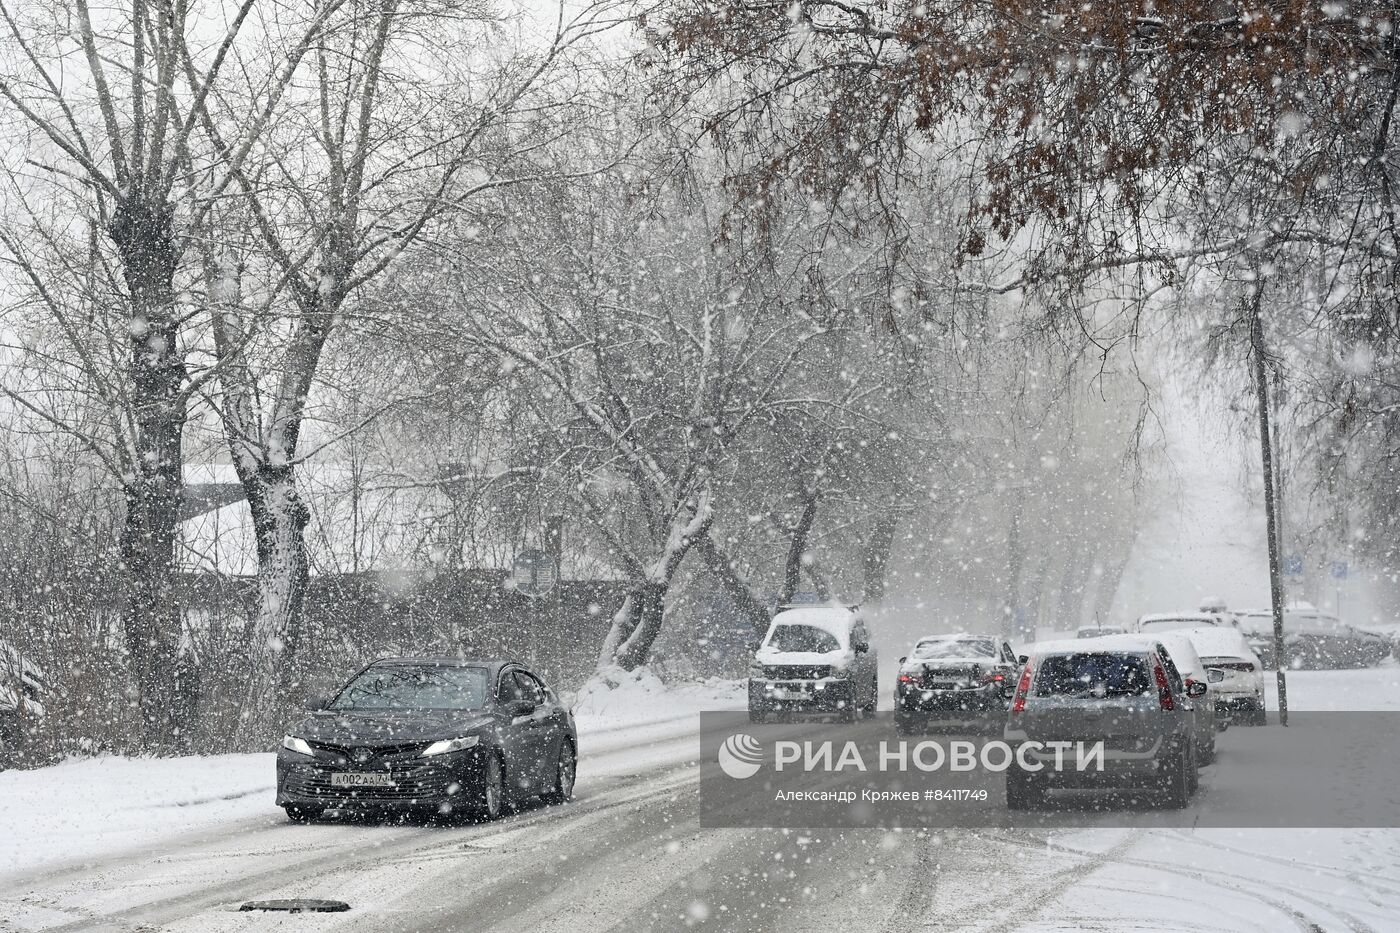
[[1283, 554, 1304, 577], [1331, 561, 1349, 580]]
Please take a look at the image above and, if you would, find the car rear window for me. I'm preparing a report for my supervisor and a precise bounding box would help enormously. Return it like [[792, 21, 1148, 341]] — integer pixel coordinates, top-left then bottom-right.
[[1034, 653, 1153, 698], [912, 638, 996, 660], [765, 624, 841, 653]]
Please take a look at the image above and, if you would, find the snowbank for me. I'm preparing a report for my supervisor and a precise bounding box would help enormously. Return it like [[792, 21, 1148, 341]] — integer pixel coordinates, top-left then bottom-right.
[[571, 666, 742, 732], [0, 753, 276, 882]]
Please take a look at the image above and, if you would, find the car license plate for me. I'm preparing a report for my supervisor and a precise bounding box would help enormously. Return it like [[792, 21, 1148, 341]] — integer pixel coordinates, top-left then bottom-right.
[[331, 772, 394, 788], [772, 687, 807, 700]]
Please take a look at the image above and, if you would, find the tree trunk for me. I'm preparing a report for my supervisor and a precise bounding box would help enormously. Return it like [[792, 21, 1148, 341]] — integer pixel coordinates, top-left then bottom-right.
[[242, 466, 312, 697], [779, 488, 821, 606], [1092, 549, 1132, 624], [606, 582, 667, 671], [597, 492, 713, 672], [862, 515, 899, 605], [1004, 498, 1026, 640], [112, 191, 185, 751], [695, 535, 772, 647]]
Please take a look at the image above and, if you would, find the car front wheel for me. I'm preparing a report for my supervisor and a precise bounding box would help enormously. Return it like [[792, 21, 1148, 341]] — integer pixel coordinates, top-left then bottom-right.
[[473, 752, 506, 820]]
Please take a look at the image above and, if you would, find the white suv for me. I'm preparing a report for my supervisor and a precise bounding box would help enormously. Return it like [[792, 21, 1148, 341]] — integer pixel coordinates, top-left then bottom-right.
[[748, 606, 878, 723]]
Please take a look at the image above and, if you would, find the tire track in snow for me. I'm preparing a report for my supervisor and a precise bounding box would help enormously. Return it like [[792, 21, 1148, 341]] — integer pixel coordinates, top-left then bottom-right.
[[983, 831, 1370, 933]]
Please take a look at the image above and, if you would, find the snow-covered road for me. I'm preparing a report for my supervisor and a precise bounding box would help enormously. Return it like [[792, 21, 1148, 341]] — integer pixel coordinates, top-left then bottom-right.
[[1, 667, 1397, 932]]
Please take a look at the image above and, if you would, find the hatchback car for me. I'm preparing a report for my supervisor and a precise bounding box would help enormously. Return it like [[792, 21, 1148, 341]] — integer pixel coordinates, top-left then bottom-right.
[[277, 658, 577, 822], [748, 606, 878, 722], [894, 633, 1019, 734], [1004, 639, 1203, 810]]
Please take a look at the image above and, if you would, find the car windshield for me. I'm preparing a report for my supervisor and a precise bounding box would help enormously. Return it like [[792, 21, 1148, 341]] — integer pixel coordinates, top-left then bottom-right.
[[912, 638, 996, 659], [765, 624, 841, 653], [1141, 618, 1214, 633], [330, 665, 489, 710], [1035, 653, 1153, 698]]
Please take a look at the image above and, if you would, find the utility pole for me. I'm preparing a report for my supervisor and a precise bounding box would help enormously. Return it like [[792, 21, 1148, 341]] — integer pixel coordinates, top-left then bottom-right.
[[1249, 283, 1288, 725]]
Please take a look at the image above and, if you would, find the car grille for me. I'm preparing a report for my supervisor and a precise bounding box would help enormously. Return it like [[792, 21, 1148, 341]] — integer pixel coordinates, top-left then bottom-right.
[[308, 739, 431, 759], [763, 665, 833, 680], [284, 763, 464, 801]]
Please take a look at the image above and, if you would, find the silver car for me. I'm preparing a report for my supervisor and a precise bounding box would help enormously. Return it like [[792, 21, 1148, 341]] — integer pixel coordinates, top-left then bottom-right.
[[1004, 639, 1204, 810]]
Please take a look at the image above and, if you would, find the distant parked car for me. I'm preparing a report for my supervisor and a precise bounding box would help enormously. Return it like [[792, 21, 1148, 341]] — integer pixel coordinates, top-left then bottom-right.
[[749, 606, 878, 723], [1235, 607, 1390, 670], [1004, 638, 1203, 810], [1138, 612, 1235, 635], [1181, 626, 1266, 725], [894, 634, 1019, 734], [1233, 610, 1278, 667], [277, 658, 577, 822], [1076, 624, 1127, 639]]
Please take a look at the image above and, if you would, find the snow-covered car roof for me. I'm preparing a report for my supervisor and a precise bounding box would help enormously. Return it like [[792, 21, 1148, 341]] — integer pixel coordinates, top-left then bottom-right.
[[1139, 612, 1219, 625], [1177, 626, 1260, 663], [1027, 637, 1162, 658], [1066, 632, 1205, 676], [767, 606, 859, 641], [903, 634, 1000, 664]]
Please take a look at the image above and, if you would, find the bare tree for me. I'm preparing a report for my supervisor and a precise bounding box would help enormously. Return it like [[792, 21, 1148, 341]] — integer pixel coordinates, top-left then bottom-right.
[[195, 0, 627, 711], [0, 0, 337, 746]]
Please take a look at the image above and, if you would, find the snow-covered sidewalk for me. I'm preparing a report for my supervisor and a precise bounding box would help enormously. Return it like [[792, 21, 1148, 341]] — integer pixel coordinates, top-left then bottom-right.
[[0, 673, 744, 882]]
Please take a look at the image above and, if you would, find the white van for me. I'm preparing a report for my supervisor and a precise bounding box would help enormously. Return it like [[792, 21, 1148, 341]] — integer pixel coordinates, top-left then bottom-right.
[[748, 606, 877, 723]]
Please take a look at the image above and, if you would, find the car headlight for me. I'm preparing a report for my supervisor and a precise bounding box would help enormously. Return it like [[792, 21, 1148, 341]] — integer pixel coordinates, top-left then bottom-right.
[[282, 735, 314, 757], [422, 735, 480, 757]]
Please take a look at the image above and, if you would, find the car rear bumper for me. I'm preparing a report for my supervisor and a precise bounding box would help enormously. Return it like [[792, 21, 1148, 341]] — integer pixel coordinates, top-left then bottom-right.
[[897, 686, 1003, 714]]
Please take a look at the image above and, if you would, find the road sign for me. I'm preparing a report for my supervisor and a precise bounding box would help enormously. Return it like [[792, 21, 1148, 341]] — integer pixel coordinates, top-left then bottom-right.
[[1331, 561, 1349, 581], [508, 549, 558, 598], [1283, 554, 1304, 577]]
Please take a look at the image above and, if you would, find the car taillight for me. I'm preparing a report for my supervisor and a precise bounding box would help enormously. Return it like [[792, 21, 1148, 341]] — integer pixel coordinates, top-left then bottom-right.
[[981, 671, 1005, 684], [1010, 663, 1033, 714], [1153, 662, 1174, 711], [898, 673, 918, 684]]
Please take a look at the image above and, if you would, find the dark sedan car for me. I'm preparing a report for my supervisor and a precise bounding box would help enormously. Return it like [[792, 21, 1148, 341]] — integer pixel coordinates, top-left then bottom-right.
[[894, 634, 1020, 734], [276, 658, 577, 822]]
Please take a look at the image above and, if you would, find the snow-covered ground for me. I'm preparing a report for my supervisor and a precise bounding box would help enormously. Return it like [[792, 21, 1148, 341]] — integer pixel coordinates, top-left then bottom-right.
[[0, 673, 745, 883], [2, 665, 1397, 931]]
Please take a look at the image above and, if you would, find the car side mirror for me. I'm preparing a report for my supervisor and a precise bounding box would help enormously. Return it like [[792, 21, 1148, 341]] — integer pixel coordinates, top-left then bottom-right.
[[507, 698, 537, 717], [305, 694, 330, 711], [899, 656, 907, 664], [1206, 668, 1225, 684], [1186, 681, 1208, 698], [1001, 684, 1018, 699], [1018, 655, 1029, 665]]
